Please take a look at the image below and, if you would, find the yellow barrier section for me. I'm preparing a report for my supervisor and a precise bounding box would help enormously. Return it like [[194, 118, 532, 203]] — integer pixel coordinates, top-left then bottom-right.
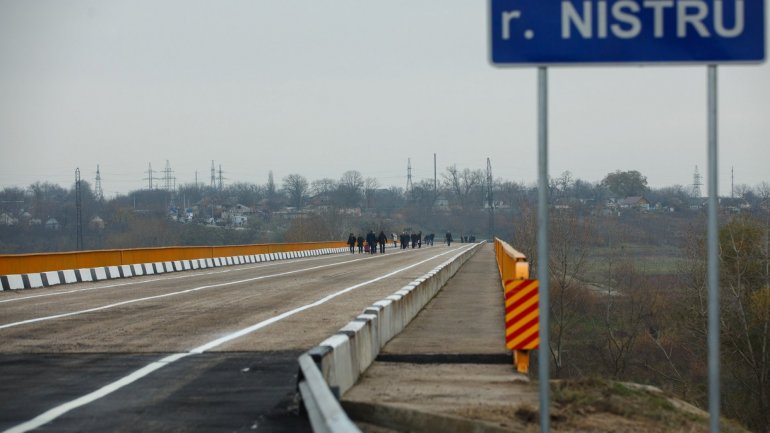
[[0, 241, 347, 275], [494, 237, 529, 283], [493, 237, 535, 374]]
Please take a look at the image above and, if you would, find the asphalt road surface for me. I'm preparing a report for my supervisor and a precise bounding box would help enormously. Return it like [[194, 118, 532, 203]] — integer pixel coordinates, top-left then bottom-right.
[[0, 243, 474, 433]]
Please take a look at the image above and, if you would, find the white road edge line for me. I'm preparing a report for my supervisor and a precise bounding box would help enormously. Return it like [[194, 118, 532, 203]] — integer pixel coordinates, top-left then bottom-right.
[[2, 244, 474, 433]]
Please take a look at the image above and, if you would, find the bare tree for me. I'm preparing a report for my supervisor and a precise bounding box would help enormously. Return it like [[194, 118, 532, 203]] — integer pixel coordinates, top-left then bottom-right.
[[551, 170, 574, 200], [282, 174, 309, 209], [264, 171, 284, 213], [364, 177, 379, 209], [599, 261, 658, 378], [310, 178, 337, 206], [405, 179, 438, 228], [548, 209, 591, 376], [442, 165, 483, 211], [336, 170, 364, 208]]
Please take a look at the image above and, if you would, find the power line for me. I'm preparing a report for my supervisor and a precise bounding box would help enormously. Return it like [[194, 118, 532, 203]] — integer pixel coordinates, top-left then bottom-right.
[[94, 165, 104, 201], [692, 165, 703, 198], [144, 163, 155, 190], [162, 160, 176, 192]]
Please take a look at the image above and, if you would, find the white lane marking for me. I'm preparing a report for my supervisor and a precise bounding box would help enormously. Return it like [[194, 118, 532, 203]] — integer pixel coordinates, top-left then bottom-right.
[[2, 244, 474, 433], [191, 245, 468, 353], [2, 353, 191, 433], [0, 249, 416, 330], [0, 252, 358, 305]]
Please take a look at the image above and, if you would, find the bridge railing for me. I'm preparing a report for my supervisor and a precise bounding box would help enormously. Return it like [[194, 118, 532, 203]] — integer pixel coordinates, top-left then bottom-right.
[[493, 237, 529, 283], [493, 237, 537, 374], [0, 241, 347, 276]]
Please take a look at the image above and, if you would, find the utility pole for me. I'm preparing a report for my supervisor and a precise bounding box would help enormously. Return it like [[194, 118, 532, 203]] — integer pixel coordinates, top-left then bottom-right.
[[406, 158, 413, 197], [218, 165, 225, 190], [144, 163, 155, 189], [434, 153, 437, 199], [486, 157, 494, 237], [210, 160, 216, 189], [731, 166, 735, 198], [75, 168, 83, 250]]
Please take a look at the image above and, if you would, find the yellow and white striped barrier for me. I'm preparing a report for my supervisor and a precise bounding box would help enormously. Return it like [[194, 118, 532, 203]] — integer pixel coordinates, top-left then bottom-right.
[[493, 238, 537, 374]]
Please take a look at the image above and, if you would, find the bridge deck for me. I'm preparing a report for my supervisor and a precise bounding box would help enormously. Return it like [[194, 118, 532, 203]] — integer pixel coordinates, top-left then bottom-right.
[[343, 243, 538, 432]]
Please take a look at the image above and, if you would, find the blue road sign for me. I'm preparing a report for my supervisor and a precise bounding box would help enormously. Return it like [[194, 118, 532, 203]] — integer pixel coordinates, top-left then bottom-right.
[[490, 0, 766, 65]]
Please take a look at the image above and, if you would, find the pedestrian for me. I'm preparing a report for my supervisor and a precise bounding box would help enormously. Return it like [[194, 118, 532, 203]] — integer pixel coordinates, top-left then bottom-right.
[[378, 231, 387, 254], [392, 232, 398, 248], [357, 234, 364, 253], [417, 231, 422, 248], [445, 231, 452, 246], [347, 233, 356, 253], [366, 230, 377, 255], [410, 232, 417, 249]]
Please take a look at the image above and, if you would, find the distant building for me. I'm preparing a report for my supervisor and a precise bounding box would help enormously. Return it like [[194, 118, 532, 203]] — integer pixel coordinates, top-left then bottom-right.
[[719, 198, 751, 213], [483, 200, 507, 210], [230, 214, 248, 226], [434, 195, 450, 210], [0, 213, 17, 226], [619, 196, 650, 211], [230, 204, 252, 214], [89, 216, 105, 230]]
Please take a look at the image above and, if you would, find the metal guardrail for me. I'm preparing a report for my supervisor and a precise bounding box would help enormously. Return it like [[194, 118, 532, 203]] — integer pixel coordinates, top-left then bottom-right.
[[297, 353, 362, 433], [493, 238, 535, 373], [493, 237, 529, 282]]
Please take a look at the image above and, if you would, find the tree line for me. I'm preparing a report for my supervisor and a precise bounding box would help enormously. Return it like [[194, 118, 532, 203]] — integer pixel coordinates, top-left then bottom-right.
[[0, 168, 768, 254]]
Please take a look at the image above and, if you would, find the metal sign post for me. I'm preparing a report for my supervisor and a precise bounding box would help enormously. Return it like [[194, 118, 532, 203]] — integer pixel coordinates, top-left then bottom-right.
[[489, 2, 765, 433], [707, 64, 720, 433], [536, 66, 550, 433]]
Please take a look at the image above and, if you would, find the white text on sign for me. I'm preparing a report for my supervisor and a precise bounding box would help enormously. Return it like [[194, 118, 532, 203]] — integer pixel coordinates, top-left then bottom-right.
[[501, 0, 745, 41]]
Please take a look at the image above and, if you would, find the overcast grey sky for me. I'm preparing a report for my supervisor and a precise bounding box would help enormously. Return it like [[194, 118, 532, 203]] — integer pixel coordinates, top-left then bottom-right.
[[1, 1, 768, 198]]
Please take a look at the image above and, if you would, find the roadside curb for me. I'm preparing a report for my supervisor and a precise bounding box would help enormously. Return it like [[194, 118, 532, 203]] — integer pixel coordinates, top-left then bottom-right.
[[0, 247, 347, 291], [341, 400, 514, 433], [297, 242, 485, 433]]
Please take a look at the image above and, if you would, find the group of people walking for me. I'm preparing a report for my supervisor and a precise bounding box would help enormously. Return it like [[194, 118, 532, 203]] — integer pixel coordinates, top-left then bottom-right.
[[397, 231, 423, 249], [347, 230, 388, 254], [347, 230, 458, 254]]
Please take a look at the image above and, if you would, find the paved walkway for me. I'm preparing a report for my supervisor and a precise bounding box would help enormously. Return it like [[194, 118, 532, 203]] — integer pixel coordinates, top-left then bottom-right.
[[342, 243, 538, 433]]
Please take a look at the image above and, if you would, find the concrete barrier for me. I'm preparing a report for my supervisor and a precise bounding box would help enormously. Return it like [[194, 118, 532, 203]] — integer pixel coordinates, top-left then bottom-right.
[[299, 242, 485, 407], [93, 268, 108, 281], [43, 271, 61, 286], [62, 269, 78, 284]]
